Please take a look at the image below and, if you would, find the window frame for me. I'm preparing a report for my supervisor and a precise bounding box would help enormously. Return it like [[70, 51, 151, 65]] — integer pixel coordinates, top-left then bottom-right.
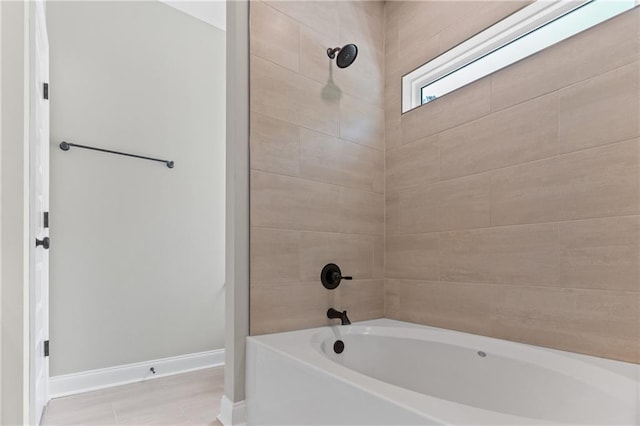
[[401, 0, 634, 113]]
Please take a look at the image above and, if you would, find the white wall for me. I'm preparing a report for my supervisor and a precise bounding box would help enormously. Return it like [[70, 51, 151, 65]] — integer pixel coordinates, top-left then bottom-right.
[[161, 0, 226, 31], [47, 1, 225, 376]]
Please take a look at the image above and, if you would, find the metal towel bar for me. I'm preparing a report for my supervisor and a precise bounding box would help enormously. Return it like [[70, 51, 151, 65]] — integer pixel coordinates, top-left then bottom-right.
[[59, 141, 174, 168]]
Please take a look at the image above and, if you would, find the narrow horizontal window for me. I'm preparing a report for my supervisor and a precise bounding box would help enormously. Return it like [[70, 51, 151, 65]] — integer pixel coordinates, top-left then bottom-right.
[[402, 0, 639, 113]]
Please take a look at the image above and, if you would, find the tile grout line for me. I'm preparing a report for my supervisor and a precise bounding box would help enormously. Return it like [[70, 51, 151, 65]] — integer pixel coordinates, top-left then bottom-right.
[[384, 277, 640, 294], [251, 168, 383, 196], [380, 213, 640, 237], [387, 135, 639, 191]]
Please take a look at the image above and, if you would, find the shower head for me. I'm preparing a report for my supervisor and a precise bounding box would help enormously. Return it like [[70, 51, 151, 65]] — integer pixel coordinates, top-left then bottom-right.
[[327, 44, 358, 68]]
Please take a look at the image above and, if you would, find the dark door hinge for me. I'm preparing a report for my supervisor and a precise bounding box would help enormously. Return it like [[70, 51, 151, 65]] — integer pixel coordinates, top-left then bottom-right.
[[44, 212, 49, 228], [44, 340, 50, 357], [43, 83, 49, 100]]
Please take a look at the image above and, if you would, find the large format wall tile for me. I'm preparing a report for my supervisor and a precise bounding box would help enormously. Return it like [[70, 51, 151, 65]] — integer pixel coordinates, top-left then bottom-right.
[[491, 140, 640, 225], [385, 280, 497, 336], [386, 279, 640, 363], [251, 228, 300, 284], [335, 279, 384, 322], [386, 135, 439, 191], [386, 233, 439, 280], [299, 231, 374, 281], [299, 25, 335, 87], [251, 55, 340, 136], [250, 282, 330, 335], [493, 286, 639, 363], [384, 2, 640, 363], [339, 93, 384, 150], [439, 224, 558, 286], [250, 1, 299, 72], [559, 216, 640, 292], [250, 1, 386, 336], [437, 1, 530, 54], [558, 62, 640, 153], [338, 2, 384, 57], [336, 2, 384, 106], [439, 93, 558, 179], [389, 173, 491, 234], [251, 227, 380, 286], [438, 173, 492, 231], [299, 10, 384, 107], [250, 112, 300, 177], [395, 2, 456, 73], [299, 128, 374, 191], [396, 184, 440, 234], [251, 171, 340, 232], [250, 280, 384, 335], [250, 0, 640, 362], [267, 1, 340, 38], [338, 187, 384, 235]]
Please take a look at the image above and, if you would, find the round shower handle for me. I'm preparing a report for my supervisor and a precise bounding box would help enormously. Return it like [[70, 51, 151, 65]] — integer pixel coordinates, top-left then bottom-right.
[[36, 236, 50, 249], [321, 263, 352, 289]]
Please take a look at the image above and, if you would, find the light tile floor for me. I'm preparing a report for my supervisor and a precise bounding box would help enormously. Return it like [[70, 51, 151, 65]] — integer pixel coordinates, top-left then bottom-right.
[[42, 367, 224, 426]]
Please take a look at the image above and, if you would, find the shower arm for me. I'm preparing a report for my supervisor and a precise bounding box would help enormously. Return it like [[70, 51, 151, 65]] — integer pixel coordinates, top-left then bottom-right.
[[327, 47, 342, 59]]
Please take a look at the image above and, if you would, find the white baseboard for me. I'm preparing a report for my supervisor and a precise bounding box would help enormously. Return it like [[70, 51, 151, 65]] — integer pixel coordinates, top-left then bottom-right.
[[50, 349, 224, 398], [217, 395, 247, 426]]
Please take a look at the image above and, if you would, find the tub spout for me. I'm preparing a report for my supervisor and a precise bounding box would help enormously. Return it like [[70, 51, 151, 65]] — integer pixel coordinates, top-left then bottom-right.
[[327, 308, 351, 325]]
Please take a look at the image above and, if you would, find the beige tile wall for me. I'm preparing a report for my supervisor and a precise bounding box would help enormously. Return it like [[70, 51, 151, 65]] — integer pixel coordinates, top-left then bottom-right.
[[249, 0, 385, 334], [250, 0, 640, 363], [384, 2, 640, 363]]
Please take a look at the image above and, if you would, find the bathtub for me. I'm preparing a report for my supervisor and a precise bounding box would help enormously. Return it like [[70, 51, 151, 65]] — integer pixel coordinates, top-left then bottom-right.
[[246, 319, 640, 425]]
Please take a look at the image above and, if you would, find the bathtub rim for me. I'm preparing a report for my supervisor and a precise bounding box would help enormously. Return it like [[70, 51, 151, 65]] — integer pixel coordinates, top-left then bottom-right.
[[247, 318, 640, 425]]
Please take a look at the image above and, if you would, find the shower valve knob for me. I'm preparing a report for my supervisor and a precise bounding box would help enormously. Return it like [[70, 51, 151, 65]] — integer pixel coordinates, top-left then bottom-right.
[[321, 263, 351, 289]]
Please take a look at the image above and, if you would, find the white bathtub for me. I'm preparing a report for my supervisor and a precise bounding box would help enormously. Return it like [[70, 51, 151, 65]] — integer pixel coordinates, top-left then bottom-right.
[[246, 319, 640, 425]]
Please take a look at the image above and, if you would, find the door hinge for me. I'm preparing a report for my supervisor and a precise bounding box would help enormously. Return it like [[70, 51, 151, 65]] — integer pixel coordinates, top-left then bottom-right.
[[44, 340, 50, 357], [43, 83, 49, 100], [44, 212, 49, 228]]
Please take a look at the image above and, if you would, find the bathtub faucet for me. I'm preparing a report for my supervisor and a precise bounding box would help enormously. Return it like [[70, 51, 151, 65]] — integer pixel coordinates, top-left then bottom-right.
[[327, 308, 351, 325]]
